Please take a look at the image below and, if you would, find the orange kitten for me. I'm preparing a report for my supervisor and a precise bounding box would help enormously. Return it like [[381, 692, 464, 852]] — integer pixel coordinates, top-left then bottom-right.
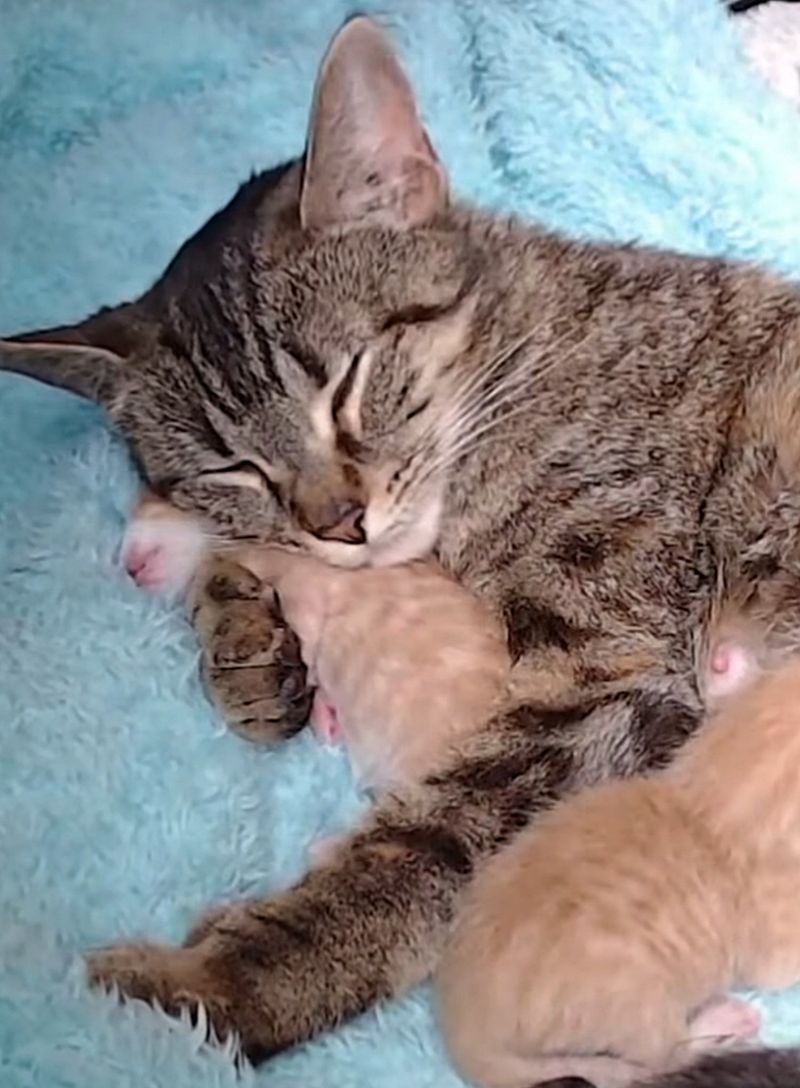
[[235, 545, 510, 793], [122, 494, 510, 793], [436, 657, 800, 1088]]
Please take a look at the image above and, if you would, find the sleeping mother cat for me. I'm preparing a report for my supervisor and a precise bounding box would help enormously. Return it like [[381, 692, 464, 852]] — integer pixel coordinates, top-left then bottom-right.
[[4, 14, 800, 1086]]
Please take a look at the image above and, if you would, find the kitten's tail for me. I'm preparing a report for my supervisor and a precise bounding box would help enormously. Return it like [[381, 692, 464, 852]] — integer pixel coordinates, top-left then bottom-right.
[[630, 1047, 800, 1088]]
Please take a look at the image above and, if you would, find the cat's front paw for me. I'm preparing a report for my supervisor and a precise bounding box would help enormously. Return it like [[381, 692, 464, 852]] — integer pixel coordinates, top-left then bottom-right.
[[190, 556, 313, 743]]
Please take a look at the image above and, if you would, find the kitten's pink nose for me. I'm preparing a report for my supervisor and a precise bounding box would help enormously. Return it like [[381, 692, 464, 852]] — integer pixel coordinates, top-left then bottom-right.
[[311, 500, 366, 545]]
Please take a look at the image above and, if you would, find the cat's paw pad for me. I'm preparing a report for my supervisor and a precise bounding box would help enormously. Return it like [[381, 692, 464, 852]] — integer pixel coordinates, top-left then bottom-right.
[[122, 512, 207, 594]]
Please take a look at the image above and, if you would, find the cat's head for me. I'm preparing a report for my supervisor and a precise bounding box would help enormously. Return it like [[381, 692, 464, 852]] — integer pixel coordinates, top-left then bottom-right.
[[0, 18, 485, 568]]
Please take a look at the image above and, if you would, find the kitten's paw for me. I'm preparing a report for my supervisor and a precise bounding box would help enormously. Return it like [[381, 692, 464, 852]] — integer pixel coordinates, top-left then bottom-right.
[[310, 695, 343, 745], [122, 510, 207, 594], [689, 996, 761, 1050], [87, 941, 238, 1041], [190, 557, 313, 743]]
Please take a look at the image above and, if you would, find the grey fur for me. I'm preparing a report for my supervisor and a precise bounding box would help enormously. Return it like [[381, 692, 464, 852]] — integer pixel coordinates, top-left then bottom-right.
[[635, 1048, 800, 1088]]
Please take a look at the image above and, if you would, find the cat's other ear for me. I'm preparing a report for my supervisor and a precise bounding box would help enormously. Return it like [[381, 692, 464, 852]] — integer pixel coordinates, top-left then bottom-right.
[[0, 302, 149, 405], [301, 16, 448, 231], [0, 338, 125, 405]]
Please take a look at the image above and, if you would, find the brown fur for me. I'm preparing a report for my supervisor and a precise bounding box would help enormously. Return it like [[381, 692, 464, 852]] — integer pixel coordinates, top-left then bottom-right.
[[439, 658, 800, 1088], [5, 15, 800, 1074]]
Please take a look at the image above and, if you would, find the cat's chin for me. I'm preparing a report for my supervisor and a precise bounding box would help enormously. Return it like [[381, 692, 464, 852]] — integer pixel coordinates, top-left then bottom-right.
[[367, 494, 443, 568], [301, 535, 371, 569]]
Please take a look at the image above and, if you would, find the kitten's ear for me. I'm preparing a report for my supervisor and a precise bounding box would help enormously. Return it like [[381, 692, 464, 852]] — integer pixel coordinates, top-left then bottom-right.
[[301, 16, 447, 231], [0, 338, 125, 405]]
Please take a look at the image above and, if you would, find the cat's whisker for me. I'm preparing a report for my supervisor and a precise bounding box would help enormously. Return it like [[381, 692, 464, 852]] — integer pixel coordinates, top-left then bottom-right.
[[400, 325, 551, 457], [452, 322, 576, 420], [450, 322, 551, 408], [448, 369, 540, 440], [419, 340, 585, 487], [441, 328, 581, 455]]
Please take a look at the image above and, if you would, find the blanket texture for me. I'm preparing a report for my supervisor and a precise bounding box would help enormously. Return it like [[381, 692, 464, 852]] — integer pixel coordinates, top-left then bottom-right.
[[3, 1, 800, 1085]]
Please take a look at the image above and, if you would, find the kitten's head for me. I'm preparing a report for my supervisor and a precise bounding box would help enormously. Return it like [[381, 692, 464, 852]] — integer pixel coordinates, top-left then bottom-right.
[[0, 18, 483, 568]]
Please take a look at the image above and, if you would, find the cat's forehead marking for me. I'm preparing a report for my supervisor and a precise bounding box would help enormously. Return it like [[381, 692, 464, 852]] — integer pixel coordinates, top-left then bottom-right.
[[308, 352, 352, 453], [337, 347, 374, 440], [307, 348, 375, 452]]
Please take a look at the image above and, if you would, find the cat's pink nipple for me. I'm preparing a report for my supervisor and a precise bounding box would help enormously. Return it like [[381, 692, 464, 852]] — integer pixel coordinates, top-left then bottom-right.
[[710, 647, 730, 675]]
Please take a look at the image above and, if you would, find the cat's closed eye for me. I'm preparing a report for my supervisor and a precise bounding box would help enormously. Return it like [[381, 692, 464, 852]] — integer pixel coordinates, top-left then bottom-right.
[[198, 459, 282, 502]]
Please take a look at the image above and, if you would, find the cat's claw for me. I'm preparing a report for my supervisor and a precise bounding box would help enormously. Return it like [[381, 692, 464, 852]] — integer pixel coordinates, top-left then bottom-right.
[[190, 556, 313, 743]]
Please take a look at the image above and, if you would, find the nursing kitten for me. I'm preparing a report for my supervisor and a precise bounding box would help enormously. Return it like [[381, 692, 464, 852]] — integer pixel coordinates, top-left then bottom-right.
[[236, 543, 510, 794], [437, 654, 800, 1088], [124, 494, 509, 792], [8, 15, 800, 1081]]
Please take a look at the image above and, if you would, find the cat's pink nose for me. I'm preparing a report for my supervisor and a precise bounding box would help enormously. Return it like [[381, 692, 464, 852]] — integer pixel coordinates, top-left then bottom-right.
[[311, 500, 366, 545]]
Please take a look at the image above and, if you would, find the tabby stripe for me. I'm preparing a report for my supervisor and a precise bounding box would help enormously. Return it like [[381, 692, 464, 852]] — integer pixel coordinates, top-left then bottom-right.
[[244, 253, 286, 395], [332, 351, 363, 420]]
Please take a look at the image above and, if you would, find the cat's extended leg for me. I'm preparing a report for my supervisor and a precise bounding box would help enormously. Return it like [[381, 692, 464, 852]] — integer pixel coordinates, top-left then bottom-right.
[[189, 556, 313, 744], [87, 688, 700, 1062]]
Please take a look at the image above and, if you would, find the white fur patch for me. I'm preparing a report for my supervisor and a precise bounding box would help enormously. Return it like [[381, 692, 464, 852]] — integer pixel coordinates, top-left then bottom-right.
[[121, 508, 209, 595], [367, 492, 444, 567]]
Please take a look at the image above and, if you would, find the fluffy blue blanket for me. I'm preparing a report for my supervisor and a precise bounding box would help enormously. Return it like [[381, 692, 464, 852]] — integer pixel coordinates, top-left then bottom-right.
[[3, 1, 800, 1085]]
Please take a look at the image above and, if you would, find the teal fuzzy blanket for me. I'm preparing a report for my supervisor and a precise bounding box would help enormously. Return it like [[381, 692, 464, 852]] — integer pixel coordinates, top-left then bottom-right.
[[3, 1, 800, 1085]]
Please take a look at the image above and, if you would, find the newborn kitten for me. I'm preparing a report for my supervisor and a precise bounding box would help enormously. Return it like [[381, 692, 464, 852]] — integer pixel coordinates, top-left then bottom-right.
[[437, 649, 800, 1088], [235, 544, 510, 793], [123, 493, 510, 794]]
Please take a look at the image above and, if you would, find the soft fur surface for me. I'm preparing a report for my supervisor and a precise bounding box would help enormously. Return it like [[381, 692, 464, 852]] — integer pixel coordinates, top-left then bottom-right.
[[3, 1, 800, 1085]]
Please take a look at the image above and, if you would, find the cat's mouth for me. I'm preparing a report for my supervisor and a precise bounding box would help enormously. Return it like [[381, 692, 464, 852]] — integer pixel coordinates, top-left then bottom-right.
[[298, 492, 444, 569]]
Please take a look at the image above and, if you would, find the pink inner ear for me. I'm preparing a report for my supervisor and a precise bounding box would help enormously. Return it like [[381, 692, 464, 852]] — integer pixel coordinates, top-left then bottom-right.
[[300, 17, 447, 230]]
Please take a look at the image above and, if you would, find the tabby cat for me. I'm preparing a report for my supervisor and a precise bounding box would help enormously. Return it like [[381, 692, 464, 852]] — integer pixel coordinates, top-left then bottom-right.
[[4, 15, 800, 1084]]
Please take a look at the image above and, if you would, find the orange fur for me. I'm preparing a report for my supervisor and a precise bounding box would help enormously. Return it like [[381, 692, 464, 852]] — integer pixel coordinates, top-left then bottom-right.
[[235, 545, 510, 791], [437, 660, 800, 1088]]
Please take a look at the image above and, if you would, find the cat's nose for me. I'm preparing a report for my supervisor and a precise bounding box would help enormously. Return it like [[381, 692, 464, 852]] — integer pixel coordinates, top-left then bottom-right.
[[309, 500, 366, 545]]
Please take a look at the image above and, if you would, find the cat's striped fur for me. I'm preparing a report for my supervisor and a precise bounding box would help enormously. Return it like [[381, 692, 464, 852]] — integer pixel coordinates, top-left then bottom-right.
[[5, 16, 800, 1085]]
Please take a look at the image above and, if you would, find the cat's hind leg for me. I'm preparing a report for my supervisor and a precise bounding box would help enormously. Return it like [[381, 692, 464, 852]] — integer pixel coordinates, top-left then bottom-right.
[[86, 686, 702, 1061]]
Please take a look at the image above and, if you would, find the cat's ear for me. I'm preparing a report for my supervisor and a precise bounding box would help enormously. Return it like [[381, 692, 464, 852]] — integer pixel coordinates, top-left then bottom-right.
[[300, 16, 448, 231], [0, 338, 125, 405], [0, 302, 149, 405]]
